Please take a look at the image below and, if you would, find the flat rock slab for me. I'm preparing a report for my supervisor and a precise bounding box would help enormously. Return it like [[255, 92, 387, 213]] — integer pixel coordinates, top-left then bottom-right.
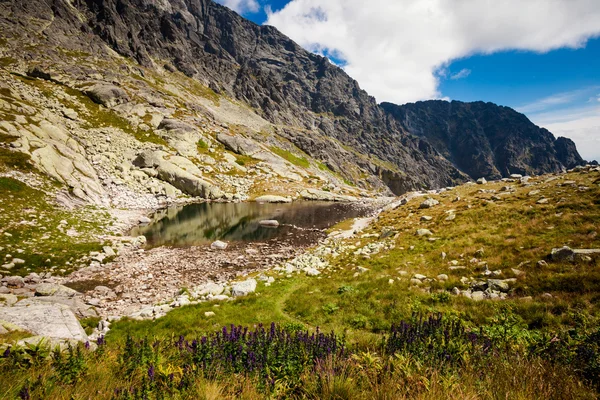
[[259, 220, 280, 227], [300, 189, 357, 202], [254, 195, 292, 203], [16, 297, 98, 318], [35, 283, 79, 297], [0, 304, 88, 342], [231, 279, 257, 297]]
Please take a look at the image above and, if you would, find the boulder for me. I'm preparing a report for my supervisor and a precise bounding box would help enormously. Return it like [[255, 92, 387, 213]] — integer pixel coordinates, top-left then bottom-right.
[[551, 246, 575, 261], [133, 150, 223, 199], [84, 84, 129, 108], [300, 189, 357, 202], [471, 291, 485, 301], [1, 276, 24, 288], [210, 240, 228, 250], [0, 294, 18, 306], [259, 220, 280, 227], [193, 282, 225, 297], [487, 279, 510, 292], [35, 283, 78, 297], [231, 279, 257, 297], [16, 297, 97, 318], [477, 178, 487, 185], [254, 195, 292, 203], [419, 198, 439, 209], [216, 132, 262, 156], [0, 304, 88, 342], [416, 229, 433, 236], [158, 118, 196, 132]]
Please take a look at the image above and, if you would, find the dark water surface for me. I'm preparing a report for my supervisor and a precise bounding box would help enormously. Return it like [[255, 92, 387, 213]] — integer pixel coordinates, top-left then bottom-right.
[[130, 201, 373, 248]]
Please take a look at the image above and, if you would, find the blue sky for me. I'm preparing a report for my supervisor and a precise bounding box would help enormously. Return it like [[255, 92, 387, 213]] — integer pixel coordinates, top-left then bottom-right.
[[216, 0, 600, 161]]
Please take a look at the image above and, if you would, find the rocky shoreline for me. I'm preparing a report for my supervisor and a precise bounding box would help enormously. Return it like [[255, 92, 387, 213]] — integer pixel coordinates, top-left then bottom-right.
[[0, 195, 391, 347]]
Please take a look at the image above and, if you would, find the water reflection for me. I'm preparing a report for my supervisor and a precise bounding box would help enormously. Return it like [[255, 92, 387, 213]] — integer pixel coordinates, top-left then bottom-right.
[[130, 201, 372, 247]]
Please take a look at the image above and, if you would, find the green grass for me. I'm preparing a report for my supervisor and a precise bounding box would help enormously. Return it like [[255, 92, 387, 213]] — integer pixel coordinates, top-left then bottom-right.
[[269, 146, 310, 168], [0, 177, 109, 275]]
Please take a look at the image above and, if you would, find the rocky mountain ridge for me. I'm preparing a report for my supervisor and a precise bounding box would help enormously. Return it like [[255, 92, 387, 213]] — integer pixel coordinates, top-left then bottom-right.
[[0, 0, 584, 211], [382, 100, 584, 180]]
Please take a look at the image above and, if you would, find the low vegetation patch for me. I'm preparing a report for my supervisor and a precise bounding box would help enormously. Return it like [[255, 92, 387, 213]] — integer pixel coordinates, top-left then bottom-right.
[[269, 146, 310, 169], [1, 315, 598, 398]]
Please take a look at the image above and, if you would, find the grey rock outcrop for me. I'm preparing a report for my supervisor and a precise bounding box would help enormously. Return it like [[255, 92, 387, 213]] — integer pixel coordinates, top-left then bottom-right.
[[85, 84, 129, 108], [0, 304, 88, 342], [231, 279, 257, 297], [133, 150, 223, 199]]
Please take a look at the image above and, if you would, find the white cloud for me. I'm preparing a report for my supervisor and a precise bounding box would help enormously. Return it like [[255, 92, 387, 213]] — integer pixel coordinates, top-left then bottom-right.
[[515, 86, 598, 114], [265, 0, 600, 105], [450, 68, 471, 80], [531, 106, 600, 162], [517, 89, 589, 114], [215, 0, 259, 14]]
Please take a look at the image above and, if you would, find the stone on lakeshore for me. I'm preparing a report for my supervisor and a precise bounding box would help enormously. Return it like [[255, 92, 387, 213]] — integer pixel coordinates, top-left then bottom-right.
[[210, 240, 228, 250], [231, 279, 257, 297], [259, 220, 280, 227], [254, 195, 292, 203]]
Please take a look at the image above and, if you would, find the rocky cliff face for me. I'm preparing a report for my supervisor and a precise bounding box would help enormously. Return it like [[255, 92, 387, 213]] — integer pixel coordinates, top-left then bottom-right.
[[382, 100, 584, 180], [0, 0, 584, 203], [0, 0, 467, 197]]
